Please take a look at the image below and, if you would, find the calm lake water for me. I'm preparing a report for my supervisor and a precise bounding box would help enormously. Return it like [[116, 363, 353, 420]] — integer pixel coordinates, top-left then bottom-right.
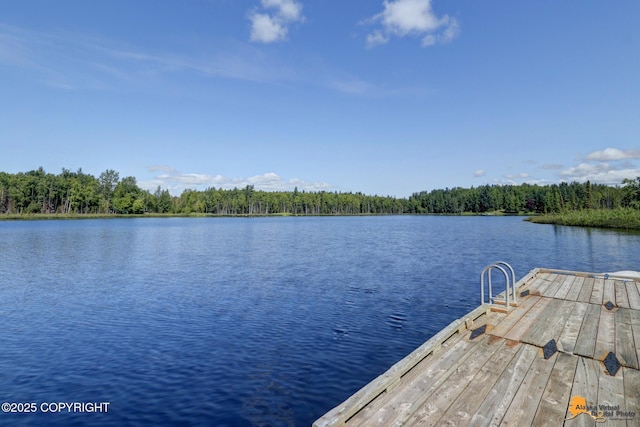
[[0, 216, 638, 426]]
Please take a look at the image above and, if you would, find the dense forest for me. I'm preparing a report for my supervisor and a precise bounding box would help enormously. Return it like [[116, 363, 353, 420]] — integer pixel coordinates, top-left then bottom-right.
[[1, 167, 639, 216], [408, 179, 640, 214], [0, 167, 406, 215]]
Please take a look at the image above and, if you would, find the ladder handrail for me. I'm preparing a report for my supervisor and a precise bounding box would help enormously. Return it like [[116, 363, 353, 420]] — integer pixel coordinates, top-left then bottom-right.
[[480, 262, 515, 312], [492, 261, 517, 305]]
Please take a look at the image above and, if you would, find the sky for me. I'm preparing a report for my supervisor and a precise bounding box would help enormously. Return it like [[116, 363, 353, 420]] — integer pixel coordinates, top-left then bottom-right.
[[1, 0, 639, 197]]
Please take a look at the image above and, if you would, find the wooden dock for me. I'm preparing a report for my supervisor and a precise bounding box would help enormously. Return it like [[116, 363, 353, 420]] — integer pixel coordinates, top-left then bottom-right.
[[314, 268, 640, 426]]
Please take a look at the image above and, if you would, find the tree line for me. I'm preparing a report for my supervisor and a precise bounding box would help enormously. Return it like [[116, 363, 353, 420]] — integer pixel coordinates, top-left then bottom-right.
[[407, 179, 640, 214], [1, 167, 638, 216], [0, 167, 406, 215]]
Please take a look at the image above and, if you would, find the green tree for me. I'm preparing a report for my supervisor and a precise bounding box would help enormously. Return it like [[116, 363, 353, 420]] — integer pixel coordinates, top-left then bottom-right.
[[622, 177, 640, 208], [112, 176, 143, 214], [154, 186, 173, 213], [99, 169, 120, 213]]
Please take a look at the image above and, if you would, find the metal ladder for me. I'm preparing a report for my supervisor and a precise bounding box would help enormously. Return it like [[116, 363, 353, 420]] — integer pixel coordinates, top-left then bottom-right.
[[480, 261, 517, 312]]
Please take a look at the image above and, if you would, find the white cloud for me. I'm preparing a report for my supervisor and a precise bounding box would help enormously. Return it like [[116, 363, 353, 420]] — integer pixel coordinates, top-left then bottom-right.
[[564, 168, 640, 185], [473, 169, 485, 178], [560, 162, 613, 177], [440, 18, 460, 43], [139, 167, 334, 195], [552, 146, 640, 184], [366, 0, 460, 48], [380, 0, 443, 34], [366, 31, 390, 48], [262, 0, 303, 21], [491, 177, 550, 186], [559, 162, 640, 185], [421, 34, 437, 47], [249, 0, 304, 44], [584, 147, 640, 161], [250, 13, 288, 43]]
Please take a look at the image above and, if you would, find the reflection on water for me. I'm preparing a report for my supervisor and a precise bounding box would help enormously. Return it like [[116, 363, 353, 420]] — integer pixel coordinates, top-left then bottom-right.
[[0, 216, 638, 426]]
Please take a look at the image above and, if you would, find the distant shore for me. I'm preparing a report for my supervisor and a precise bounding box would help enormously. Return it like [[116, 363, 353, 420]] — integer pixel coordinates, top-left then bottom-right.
[[0, 212, 393, 221], [525, 208, 640, 230], [0, 213, 276, 221], [3, 209, 640, 231], [0, 211, 528, 221]]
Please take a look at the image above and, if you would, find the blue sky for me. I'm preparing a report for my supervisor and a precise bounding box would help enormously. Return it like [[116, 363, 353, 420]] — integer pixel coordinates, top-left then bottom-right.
[[1, 0, 639, 197]]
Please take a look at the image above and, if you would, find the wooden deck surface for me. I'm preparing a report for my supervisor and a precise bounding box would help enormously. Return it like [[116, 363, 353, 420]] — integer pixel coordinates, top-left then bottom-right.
[[314, 268, 640, 427]]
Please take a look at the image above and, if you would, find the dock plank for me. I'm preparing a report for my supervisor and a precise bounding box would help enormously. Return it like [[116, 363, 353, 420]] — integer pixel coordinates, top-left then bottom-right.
[[574, 304, 601, 359], [489, 294, 541, 339], [530, 352, 578, 427], [499, 352, 558, 426], [603, 279, 617, 305], [404, 338, 507, 426], [534, 274, 558, 297], [597, 368, 626, 427], [557, 301, 588, 354], [468, 344, 538, 427], [623, 368, 640, 427], [521, 298, 573, 348], [577, 277, 595, 303], [625, 281, 640, 310], [615, 308, 639, 369], [504, 297, 552, 343], [567, 357, 601, 427], [591, 278, 605, 305], [565, 276, 585, 302], [553, 275, 576, 300], [614, 281, 630, 309], [629, 309, 640, 373], [522, 276, 548, 295], [435, 339, 521, 426], [594, 307, 616, 361], [545, 274, 566, 298]]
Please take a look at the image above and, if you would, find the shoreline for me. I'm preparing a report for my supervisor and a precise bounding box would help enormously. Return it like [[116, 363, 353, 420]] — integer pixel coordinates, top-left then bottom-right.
[[0, 212, 403, 221], [2, 209, 640, 231], [525, 208, 640, 230], [0, 210, 536, 221]]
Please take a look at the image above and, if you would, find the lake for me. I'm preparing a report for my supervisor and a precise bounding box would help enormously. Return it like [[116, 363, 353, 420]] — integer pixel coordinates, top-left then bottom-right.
[[0, 216, 638, 426]]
